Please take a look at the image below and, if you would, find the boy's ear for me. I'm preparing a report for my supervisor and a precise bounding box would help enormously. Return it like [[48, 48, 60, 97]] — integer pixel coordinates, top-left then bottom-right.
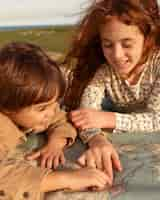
[[1, 109, 14, 116]]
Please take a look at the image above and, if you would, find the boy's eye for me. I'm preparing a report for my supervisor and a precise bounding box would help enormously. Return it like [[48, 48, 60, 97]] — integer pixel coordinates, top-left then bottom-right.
[[103, 43, 113, 48], [37, 106, 47, 111]]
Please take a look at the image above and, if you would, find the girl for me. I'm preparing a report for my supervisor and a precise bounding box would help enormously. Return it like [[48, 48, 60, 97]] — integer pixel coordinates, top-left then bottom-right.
[[0, 42, 109, 200], [64, 0, 160, 185]]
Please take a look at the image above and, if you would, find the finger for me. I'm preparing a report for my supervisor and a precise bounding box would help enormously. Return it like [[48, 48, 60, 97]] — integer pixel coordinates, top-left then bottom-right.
[[86, 151, 97, 168], [41, 155, 48, 169], [92, 177, 107, 189], [26, 151, 41, 160], [70, 110, 82, 118], [102, 153, 113, 185], [53, 155, 60, 169], [73, 120, 88, 129], [91, 184, 110, 192], [60, 153, 66, 165], [112, 150, 123, 172], [46, 156, 54, 169], [77, 154, 86, 166], [95, 169, 111, 184], [93, 149, 103, 170], [71, 116, 86, 125], [77, 122, 96, 130]]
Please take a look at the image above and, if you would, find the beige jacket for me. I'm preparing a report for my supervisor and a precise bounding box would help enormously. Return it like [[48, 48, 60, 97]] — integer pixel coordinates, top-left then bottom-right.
[[0, 103, 77, 200]]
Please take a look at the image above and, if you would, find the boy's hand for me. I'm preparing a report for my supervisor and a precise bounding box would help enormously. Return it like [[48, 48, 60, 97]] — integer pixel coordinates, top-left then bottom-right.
[[63, 167, 110, 191], [40, 167, 110, 192], [26, 138, 67, 169]]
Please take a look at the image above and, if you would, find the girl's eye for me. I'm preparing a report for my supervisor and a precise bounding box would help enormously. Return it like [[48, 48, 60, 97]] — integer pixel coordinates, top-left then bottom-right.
[[122, 42, 133, 48], [123, 45, 132, 48]]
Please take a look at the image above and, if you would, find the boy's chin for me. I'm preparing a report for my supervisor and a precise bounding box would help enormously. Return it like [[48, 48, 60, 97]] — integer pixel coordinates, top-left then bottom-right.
[[31, 126, 48, 134]]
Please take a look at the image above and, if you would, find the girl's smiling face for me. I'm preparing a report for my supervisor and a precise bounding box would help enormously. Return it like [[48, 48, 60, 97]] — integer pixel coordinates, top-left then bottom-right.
[[100, 16, 145, 77]]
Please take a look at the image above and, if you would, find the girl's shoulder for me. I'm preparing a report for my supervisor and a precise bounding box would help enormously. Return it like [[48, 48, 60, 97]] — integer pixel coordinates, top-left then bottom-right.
[[89, 63, 110, 86], [145, 48, 160, 76], [148, 48, 160, 64]]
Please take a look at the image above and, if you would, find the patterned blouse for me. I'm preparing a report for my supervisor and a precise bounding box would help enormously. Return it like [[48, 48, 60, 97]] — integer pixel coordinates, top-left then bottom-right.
[[79, 48, 160, 143]]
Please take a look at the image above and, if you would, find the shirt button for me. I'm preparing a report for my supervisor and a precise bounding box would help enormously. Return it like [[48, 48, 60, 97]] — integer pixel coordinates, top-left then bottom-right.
[[0, 190, 5, 196], [23, 192, 29, 198]]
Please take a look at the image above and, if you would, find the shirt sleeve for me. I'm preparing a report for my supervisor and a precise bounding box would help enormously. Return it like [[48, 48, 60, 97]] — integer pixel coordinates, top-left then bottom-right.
[[47, 103, 77, 147], [114, 54, 160, 133], [78, 67, 107, 143]]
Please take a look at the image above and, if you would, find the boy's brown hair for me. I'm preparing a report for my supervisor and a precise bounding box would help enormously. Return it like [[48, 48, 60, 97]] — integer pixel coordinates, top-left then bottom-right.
[[0, 42, 65, 110]]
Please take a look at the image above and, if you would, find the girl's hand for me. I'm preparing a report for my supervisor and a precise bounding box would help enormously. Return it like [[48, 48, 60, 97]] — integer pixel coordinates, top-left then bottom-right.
[[26, 138, 66, 169], [70, 108, 115, 130], [77, 135, 122, 186]]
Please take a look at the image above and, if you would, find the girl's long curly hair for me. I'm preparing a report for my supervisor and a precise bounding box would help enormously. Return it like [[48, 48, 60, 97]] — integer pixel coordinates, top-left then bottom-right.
[[64, 0, 160, 110]]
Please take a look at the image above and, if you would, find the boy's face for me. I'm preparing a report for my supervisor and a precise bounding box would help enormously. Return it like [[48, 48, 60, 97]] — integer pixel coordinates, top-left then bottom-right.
[[5, 98, 57, 133]]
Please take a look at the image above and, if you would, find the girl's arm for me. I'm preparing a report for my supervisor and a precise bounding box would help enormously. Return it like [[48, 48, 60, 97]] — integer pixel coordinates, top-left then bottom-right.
[[69, 66, 122, 185], [73, 51, 160, 134], [114, 79, 160, 133], [76, 66, 107, 143]]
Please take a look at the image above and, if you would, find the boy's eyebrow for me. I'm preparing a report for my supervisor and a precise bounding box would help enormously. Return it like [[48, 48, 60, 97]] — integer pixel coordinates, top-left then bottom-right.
[[101, 38, 110, 42], [36, 99, 57, 108]]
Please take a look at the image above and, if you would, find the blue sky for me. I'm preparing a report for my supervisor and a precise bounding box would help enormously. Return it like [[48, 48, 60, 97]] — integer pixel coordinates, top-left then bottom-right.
[[0, 0, 159, 26]]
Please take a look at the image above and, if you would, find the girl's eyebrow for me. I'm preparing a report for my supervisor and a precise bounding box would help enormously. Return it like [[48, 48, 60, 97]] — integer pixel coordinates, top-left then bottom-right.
[[122, 38, 134, 42], [102, 38, 134, 42]]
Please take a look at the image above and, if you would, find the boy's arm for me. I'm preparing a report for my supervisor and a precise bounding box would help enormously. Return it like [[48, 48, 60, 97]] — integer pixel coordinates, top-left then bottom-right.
[[0, 112, 51, 199], [27, 104, 77, 169], [0, 158, 50, 199], [47, 104, 77, 147]]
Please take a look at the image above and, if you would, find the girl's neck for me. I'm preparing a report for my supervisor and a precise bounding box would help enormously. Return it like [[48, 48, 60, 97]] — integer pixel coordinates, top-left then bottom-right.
[[124, 64, 146, 85]]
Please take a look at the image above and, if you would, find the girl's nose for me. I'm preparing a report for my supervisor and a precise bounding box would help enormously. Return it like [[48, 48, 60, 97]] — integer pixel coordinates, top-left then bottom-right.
[[113, 44, 124, 60]]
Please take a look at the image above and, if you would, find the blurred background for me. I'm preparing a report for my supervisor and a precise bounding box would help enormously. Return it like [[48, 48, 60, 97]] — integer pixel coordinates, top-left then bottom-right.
[[0, 0, 92, 55], [0, 0, 159, 57]]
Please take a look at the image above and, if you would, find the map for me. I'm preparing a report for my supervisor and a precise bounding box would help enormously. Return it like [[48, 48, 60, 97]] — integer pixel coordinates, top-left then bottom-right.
[[23, 132, 160, 200], [109, 133, 160, 200]]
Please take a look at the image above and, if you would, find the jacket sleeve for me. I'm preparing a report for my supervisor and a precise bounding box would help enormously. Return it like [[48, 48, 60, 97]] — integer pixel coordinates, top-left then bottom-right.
[[0, 112, 51, 200], [0, 158, 50, 200], [47, 103, 77, 147]]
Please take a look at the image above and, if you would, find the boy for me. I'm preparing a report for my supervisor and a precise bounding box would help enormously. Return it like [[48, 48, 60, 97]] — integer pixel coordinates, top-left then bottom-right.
[[0, 42, 108, 200]]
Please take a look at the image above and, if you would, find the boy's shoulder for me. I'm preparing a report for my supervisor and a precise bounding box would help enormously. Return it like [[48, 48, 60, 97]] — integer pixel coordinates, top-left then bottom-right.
[[0, 112, 25, 159], [49, 103, 67, 126]]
